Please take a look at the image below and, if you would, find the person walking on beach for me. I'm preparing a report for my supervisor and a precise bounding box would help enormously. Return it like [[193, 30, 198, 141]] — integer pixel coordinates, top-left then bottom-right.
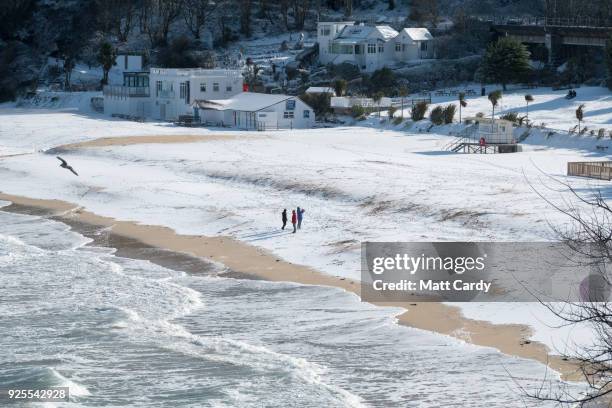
[[297, 207, 305, 229], [281, 209, 288, 230], [291, 210, 297, 233]]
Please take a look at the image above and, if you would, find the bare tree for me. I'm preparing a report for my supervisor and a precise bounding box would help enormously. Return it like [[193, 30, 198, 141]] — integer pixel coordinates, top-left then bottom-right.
[[183, 0, 220, 39], [522, 176, 612, 405], [292, 0, 310, 30], [142, 0, 182, 46], [240, 0, 252, 37]]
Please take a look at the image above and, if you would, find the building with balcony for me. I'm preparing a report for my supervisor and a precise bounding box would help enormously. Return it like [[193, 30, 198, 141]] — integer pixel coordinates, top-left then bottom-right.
[[103, 68, 243, 121]]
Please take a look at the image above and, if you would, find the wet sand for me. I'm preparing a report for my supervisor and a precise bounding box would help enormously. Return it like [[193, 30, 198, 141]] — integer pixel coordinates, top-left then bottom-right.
[[0, 192, 583, 381], [48, 134, 262, 152]]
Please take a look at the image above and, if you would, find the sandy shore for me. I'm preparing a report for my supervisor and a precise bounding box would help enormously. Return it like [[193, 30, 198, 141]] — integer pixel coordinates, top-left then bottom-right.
[[49, 134, 263, 152], [0, 191, 583, 381]]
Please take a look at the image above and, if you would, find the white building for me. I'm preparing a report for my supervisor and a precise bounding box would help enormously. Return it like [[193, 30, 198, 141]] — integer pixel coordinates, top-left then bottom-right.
[[103, 68, 244, 121], [193, 93, 315, 130], [468, 117, 515, 144], [305, 86, 336, 96], [108, 53, 144, 85], [317, 22, 434, 72]]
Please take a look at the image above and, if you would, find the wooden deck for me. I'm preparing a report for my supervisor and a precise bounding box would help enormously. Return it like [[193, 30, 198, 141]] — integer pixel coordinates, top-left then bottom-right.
[[567, 161, 612, 180]]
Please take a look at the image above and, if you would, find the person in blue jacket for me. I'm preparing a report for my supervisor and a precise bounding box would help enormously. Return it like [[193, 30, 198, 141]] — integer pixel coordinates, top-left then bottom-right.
[[297, 207, 305, 229]]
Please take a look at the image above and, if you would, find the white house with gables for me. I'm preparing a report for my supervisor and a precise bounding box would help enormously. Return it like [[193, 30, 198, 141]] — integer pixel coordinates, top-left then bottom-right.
[[193, 93, 315, 130], [317, 22, 434, 72]]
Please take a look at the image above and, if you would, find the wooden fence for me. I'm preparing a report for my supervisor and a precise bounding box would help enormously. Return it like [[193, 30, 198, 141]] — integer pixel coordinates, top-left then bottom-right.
[[567, 161, 612, 181]]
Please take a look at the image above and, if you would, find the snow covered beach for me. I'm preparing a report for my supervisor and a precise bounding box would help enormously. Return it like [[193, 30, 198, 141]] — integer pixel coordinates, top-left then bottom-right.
[[1, 87, 611, 387]]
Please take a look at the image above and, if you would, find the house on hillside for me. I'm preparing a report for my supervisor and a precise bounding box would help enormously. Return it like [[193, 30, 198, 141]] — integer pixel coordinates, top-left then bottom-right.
[[193, 93, 315, 130], [317, 22, 434, 72]]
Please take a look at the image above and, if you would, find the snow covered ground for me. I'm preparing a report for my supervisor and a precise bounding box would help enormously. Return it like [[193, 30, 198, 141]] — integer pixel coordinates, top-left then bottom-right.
[[402, 85, 612, 133], [1, 87, 611, 353]]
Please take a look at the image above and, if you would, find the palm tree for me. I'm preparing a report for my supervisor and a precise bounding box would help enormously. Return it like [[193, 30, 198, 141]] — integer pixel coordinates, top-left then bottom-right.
[[399, 86, 409, 119], [488, 90, 502, 120], [458, 92, 467, 123], [576, 104, 585, 133], [373, 91, 384, 118], [333, 79, 347, 97], [524, 94, 534, 123]]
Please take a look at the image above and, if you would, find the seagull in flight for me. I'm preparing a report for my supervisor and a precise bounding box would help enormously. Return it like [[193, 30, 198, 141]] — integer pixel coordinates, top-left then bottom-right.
[[57, 156, 78, 176]]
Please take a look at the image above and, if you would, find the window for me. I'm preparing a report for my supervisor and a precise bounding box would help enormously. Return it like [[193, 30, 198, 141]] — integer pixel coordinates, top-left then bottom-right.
[[395, 42, 401, 52], [421, 41, 428, 51], [226, 85, 232, 92], [378, 44, 384, 53], [320, 25, 331, 36], [303, 110, 310, 118], [179, 81, 190, 103], [283, 111, 294, 119], [367, 44, 376, 54], [156, 81, 162, 97], [213, 82, 219, 92], [285, 100, 296, 110], [200, 83, 206, 92]]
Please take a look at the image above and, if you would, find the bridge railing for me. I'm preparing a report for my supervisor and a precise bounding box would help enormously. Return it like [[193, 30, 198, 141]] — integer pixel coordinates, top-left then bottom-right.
[[483, 15, 612, 29]]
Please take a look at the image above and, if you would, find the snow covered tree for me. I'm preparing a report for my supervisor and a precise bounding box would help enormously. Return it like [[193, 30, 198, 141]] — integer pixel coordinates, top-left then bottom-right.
[[480, 37, 531, 91], [97, 42, 117, 86]]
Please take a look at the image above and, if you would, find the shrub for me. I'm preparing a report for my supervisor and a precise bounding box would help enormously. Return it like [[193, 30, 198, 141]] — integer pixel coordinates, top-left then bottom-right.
[[411, 101, 429, 121], [443, 104, 456, 124], [393, 116, 403, 125], [351, 104, 366, 118], [299, 93, 331, 117], [388, 106, 397, 118], [430, 106, 444, 125], [475, 112, 484, 118], [598, 128, 606, 139], [500, 112, 519, 123]]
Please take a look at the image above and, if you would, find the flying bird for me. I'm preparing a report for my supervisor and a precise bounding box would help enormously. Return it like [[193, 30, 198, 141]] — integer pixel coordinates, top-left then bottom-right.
[[57, 156, 78, 176]]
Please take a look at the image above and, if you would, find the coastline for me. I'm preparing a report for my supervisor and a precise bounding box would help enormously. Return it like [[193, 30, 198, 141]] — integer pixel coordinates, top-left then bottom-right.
[[0, 191, 583, 381]]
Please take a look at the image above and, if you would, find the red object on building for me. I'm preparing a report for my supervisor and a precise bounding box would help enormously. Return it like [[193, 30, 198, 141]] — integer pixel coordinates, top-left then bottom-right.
[[243, 83, 249, 92]]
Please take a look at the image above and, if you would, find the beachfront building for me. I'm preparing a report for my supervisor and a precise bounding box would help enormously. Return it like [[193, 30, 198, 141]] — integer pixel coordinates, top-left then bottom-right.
[[108, 53, 144, 84], [193, 93, 315, 130], [317, 22, 434, 72], [103, 68, 243, 121], [470, 117, 515, 144]]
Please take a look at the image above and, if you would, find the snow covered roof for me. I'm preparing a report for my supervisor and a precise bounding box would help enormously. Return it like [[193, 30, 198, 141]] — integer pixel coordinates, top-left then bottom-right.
[[376, 25, 399, 40], [305, 87, 335, 95], [193, 92, 295, 112], [401, 28, 434, 41], [338, 25, 376, 40]]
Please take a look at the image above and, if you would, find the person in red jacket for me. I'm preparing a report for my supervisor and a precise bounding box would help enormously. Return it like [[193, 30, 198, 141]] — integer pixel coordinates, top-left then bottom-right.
[[291, 209, 297, 233]]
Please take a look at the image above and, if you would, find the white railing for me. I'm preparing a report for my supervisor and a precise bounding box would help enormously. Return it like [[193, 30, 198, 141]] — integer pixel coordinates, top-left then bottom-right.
[[150, 68, 243, 78], [103, 86, 150, 98]]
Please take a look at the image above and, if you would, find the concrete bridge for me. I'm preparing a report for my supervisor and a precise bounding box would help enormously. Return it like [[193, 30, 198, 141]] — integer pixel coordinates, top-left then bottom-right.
[[488, 16, 612, 65]]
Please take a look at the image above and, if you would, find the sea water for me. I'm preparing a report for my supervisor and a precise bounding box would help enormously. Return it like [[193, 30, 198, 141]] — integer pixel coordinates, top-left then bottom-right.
[[0, 208, 582, 407]]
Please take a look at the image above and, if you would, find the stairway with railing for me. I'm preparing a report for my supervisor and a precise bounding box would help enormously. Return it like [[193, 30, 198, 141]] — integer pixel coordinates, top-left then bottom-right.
[[443, 125, 478, 152]]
